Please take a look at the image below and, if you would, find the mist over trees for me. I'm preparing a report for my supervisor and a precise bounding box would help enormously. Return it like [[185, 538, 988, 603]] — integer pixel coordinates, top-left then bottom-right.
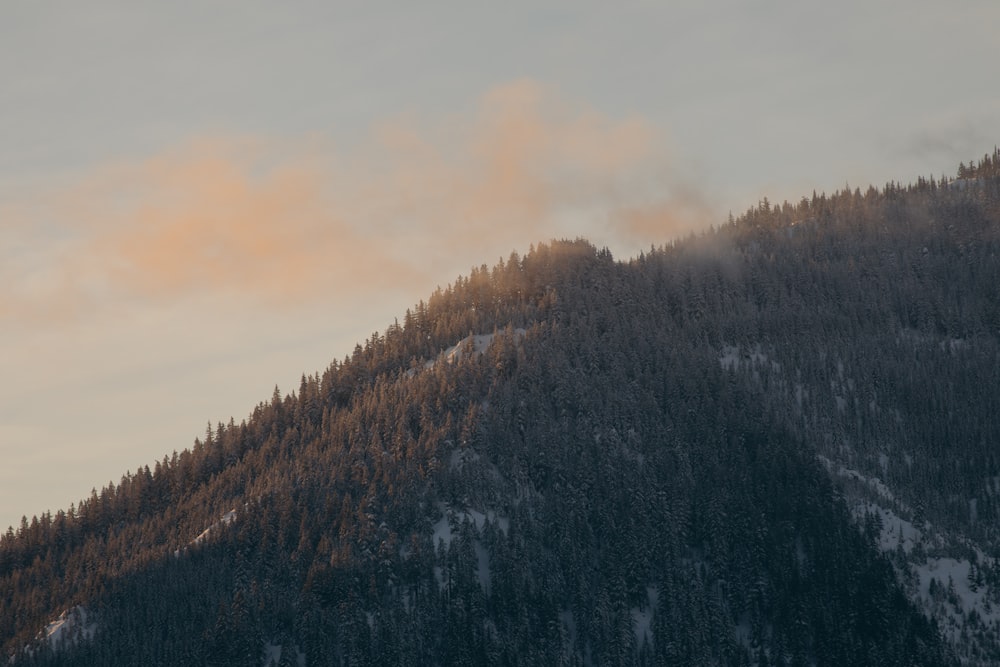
[[2, 149, 999, 665]]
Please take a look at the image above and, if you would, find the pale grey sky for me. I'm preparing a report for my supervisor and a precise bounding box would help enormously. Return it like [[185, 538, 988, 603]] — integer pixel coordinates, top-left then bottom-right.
[[2, 1, 998, 531]]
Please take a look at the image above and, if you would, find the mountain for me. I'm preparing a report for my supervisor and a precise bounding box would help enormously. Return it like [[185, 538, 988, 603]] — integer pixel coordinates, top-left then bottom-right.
[[3, 150, 1000, 665]]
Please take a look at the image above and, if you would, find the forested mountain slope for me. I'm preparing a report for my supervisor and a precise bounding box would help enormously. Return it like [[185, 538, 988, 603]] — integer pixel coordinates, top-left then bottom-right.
[[3, 150, 999, 665]]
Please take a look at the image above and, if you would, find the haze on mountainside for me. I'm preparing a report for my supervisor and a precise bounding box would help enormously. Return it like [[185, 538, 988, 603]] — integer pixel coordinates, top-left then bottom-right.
[[0, 81, 718, 537], [2, 151, 1000, 665]]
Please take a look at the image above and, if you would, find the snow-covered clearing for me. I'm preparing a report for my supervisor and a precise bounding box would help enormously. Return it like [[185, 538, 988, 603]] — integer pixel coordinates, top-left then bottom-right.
[[827, 453, 1000, 657]]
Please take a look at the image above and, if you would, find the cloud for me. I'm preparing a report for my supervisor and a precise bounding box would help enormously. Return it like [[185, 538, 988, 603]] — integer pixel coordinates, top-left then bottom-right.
[[883, 102, 1000, 175], [3, 80, 716, 324]]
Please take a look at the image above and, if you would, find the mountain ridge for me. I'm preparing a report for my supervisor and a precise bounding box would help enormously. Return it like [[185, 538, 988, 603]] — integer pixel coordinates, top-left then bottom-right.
[[3, 149, 1000, 665]]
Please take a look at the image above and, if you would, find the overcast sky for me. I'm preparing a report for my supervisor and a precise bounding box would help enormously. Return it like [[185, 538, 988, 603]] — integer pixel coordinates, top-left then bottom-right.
[[2, 1, 998, 532]]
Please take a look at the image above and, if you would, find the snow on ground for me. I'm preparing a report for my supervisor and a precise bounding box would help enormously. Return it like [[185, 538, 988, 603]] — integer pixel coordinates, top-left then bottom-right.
[[913, 556, 1000, 644], [263, 643, 281, 666], [449, 447, 482, 470], [719, 346, 740, 371], [431, 509, 455, 550], [940, 338, 968, 353], [827, 453, 1000, 660], [443, 334, 499, 365], [465, 507, 510, 535], [174, 508, 239, 557], [856, 502, 921, 554], [421, 329, 527, 371], [191, 508, 237, 546], [432, 503, 510, 551], [474, 541, 491, 593], [431, 503, 508, 593], [18, 605, 97, 660], [817, 455, 901, 507], [733, 615, 753, 650], [630, 586, 659, 651], [42, 606, 96, 650], [559, 609, 578, 650], [262, 642, 305, 667], [718, 344, 778, 372]]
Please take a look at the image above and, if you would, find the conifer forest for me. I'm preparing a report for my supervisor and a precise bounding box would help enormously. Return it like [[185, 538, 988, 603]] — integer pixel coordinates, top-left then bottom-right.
[[3, 150, 1000, 665]]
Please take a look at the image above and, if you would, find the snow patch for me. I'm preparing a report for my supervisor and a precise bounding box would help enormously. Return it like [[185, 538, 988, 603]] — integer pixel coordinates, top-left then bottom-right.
[[45, 606, 96, 648], [432, 503, 510, 550], [262, 642, 305, 667], [560, 610, 578, 649], [857, 502, 921, 554], [28, 606, 96, 657], [831, 458, 1000, 659], [423, 329, 526, 371], [433, 565, 447, 591], [630, 586, 658, 652], [192, 508, 237, 546], [630, 607, 652, 651], [719, 344, 779, 375], [733, 615, 753, 650], [914, 556, 1000, 644], [263, 642, 281, 666], [444, 334, 499, 365], [449, 447, 481, 471], [940, 338, 968, 353], [431, 504, 507, 593], [474, 541, 492, 593], [431, 511, 455, 550], [175, 508, 238, 557], [817, 455, 900, 506], [719, 346, 740, 371]]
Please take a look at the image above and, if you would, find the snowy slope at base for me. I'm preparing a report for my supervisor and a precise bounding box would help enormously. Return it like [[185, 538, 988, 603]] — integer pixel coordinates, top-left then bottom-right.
[[824, 453, 1000, 663]]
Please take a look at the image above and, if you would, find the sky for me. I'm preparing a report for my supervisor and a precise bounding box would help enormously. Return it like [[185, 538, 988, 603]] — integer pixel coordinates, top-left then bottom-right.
[[2, 1, 999, 532]]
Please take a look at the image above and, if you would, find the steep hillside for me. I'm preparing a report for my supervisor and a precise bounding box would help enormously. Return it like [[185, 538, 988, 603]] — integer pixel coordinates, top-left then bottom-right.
[[3, 149, 999, 665]]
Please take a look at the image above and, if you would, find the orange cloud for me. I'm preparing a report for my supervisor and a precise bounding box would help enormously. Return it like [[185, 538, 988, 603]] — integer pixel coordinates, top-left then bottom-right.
[[613, 182, 719, 243], [63, 139, 421, 300], [360, 80, 675, 256], [3, 80, 716, 324]]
